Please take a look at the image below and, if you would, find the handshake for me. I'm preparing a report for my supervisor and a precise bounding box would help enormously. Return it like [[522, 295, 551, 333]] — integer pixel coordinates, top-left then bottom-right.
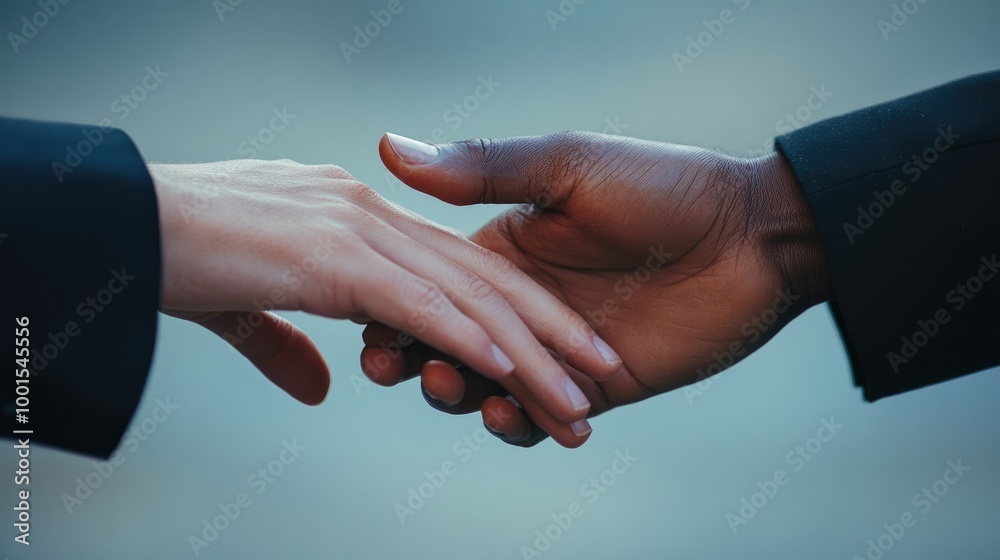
[[155, 131, 829, 448]]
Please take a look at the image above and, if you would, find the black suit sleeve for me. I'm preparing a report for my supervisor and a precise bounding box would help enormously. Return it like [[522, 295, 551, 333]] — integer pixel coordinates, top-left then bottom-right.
[[775, 71, 1000, 401], [0, 117, 161, 458]]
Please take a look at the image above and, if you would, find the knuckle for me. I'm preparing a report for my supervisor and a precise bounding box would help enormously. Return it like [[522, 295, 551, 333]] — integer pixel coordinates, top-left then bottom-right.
[[407, 278, 451, 316], [458, 137, 510, 204], [541, 131, 603, 185], [471, 246, 519, 287], [315, 164, 356, 181], [457, 137, 494, 165], [340, 180, 379, 204], [272, 158, 305, 170], [444, 267, 494, 303]]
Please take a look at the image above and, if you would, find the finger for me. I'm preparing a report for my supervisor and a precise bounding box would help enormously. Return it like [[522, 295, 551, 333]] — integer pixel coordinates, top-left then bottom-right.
[[368, 202, 623, 381], [359, 346, 407, 387], [421, 362, 504, 414], [419, 363, 551, 447], [379, 132, 590, 207], [421, 361, 467, 408], [367, 321, 594, 447], [361, 321, 404, 346], [468, 357, 596, 448], [362, 230, 592, 424], [189, 311, 330, 405], [418, 360, 585, 448], [370, 318, 597, 447], [483, 396, 530, 441], [351, 248, 520, 384], [482, 396, 550, 448], [492, 375, 591, 448], [361, 323, 453, 386]]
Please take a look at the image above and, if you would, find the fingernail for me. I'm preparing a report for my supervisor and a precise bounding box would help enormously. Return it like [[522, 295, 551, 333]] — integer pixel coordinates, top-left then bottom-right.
[[484, 414, 504, 434], [483, 415, 528, 443], [505, 421, 529, 441], [593, 335, 622, 366], [385, 132, 439, 165], [570, 418, 592, 437], [492, 344, 516, 375], [564, 378, 591, 412], [424, 385, 460, 406]]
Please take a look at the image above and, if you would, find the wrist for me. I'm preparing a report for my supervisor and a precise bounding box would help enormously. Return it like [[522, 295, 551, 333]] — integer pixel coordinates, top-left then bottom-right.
[[738, 152, 831, 307], [146, 164, 186, 309]]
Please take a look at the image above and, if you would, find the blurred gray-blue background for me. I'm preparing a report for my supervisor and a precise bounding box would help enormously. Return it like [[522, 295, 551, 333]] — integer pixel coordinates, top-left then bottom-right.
[[2, 1, 999, 558]]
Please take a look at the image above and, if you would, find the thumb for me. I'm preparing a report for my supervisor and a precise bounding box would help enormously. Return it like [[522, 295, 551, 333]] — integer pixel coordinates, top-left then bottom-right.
[[379, 132, 591, 208], [182, 310, 331, 406]]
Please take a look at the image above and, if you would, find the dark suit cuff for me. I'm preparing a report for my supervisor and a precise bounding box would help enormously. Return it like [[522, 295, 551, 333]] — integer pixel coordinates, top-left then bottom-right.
[[773, 71, 1000, 401], [0, 118, 161, 457]]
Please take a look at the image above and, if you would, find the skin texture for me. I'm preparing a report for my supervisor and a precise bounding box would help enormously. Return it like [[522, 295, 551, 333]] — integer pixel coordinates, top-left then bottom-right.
[[148, 159, 625, 428], [362, 131, 831, 448]]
